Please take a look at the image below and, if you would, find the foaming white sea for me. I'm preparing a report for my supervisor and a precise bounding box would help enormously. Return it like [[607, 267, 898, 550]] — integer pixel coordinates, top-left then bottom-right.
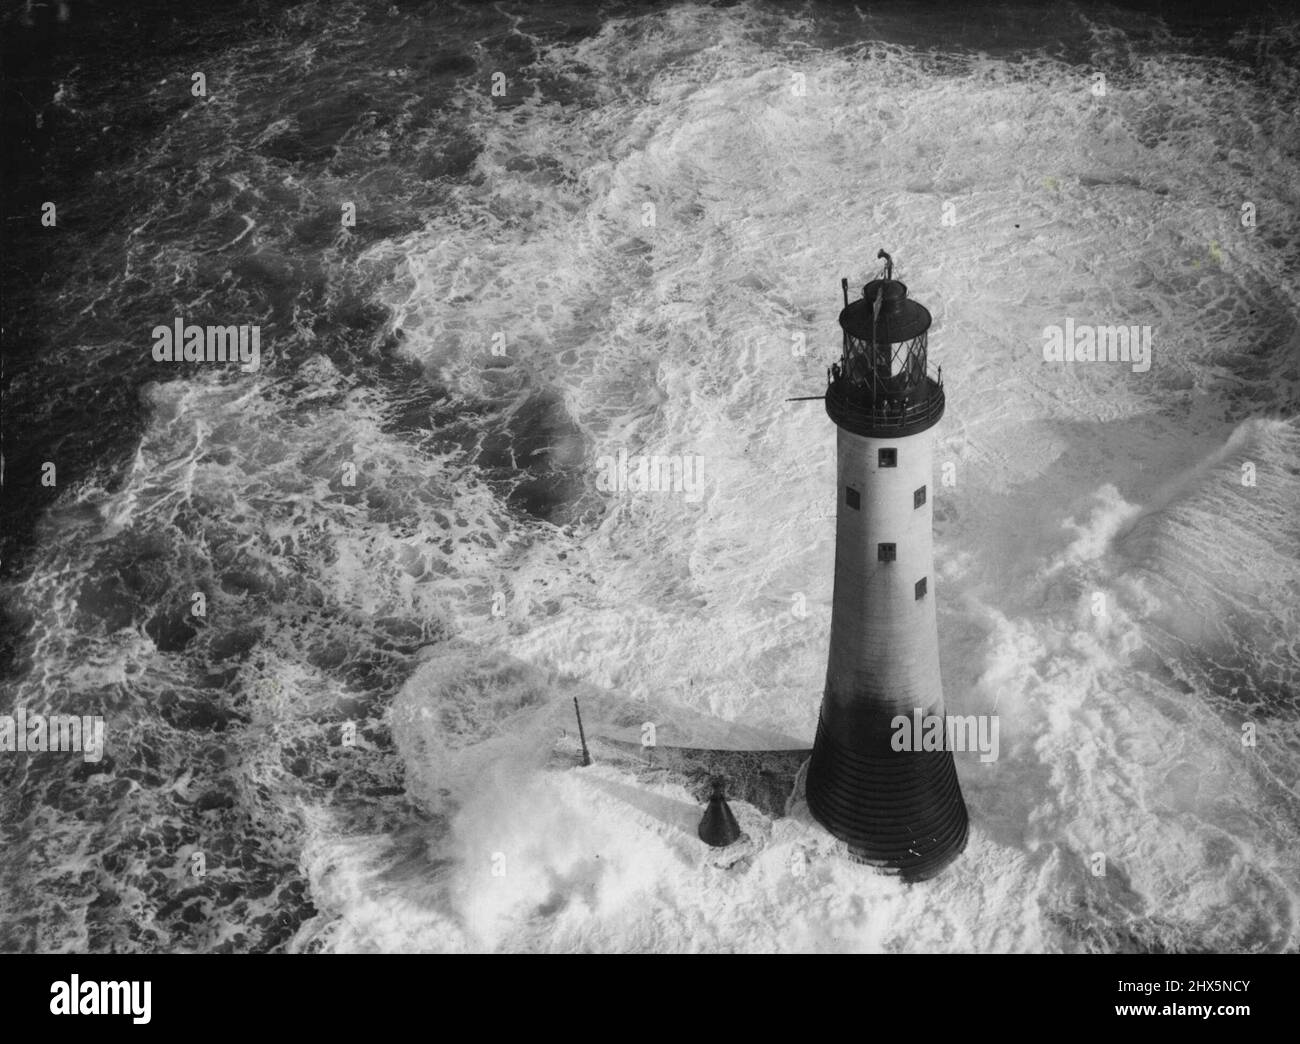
[[289, 5, 1300, 952]]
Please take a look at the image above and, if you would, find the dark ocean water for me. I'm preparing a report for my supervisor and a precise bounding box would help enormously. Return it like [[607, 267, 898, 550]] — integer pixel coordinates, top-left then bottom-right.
[[1, 0, 1297, 952]]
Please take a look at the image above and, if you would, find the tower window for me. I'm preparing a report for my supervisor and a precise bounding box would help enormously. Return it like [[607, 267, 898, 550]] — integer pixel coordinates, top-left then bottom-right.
[[915, 577, 927, 600], [914, 485, 926, 509], [878, 543, 896, 562], [878, 448, 897, 468], [845, 487, 860, 510]]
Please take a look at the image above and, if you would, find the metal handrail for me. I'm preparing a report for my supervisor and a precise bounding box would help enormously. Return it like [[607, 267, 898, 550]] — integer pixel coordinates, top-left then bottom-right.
[[826, 374, 945, 432]]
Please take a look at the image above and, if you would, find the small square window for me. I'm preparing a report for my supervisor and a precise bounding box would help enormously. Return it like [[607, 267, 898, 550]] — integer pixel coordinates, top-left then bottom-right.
[[845, 487, 860, 510], [878, 543, 896, 562], [878, 448, 897, 468], [914, 485, 926, 509], [915, 577, 927, 600]]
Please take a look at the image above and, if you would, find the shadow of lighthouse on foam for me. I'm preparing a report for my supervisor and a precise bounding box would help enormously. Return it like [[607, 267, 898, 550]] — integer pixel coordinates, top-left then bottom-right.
[[805, 250, 970, 881]]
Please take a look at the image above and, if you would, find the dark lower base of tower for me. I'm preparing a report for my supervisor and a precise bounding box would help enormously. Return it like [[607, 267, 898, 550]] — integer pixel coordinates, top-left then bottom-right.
[[807, 714, 969, 882]]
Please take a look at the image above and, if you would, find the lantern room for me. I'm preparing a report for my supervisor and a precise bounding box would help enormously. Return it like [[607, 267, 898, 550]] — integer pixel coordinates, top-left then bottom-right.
[[825, 251, 945, 439]]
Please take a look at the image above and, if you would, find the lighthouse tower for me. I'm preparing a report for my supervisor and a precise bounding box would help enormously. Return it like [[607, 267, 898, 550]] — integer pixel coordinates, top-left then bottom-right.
[[805, 250, 969, 881]]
